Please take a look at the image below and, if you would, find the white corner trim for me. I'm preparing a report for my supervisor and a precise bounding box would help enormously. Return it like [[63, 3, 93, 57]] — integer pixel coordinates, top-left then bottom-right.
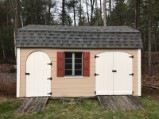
[[16, 48, 20, 97], [138, 49, 141, 96]]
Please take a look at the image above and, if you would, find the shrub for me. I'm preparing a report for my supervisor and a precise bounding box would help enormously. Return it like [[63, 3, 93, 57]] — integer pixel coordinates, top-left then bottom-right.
[[0, 78, 16, 97], [8, 67, 16, 73]]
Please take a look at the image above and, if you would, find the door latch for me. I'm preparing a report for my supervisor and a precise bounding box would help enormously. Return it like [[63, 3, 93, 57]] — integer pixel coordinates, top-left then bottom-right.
[[112, 70, 117, 72], [25, 73, 30, 75]]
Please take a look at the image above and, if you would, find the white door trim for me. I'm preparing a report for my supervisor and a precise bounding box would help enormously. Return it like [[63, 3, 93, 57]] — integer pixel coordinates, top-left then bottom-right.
[[16, 48, 20, 97]]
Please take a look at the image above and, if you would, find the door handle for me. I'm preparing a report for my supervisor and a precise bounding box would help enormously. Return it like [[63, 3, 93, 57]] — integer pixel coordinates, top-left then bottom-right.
[[112, 70, 117, 72], [25, 73, 30, 75]]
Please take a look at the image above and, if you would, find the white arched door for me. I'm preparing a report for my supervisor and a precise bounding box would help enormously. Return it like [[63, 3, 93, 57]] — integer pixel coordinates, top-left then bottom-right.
[[96, 52, 133, 95], [26, 51, 51, 97]]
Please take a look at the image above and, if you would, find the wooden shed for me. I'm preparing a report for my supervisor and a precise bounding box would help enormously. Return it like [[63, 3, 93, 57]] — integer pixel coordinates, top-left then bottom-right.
[[16, 25, 142, 97]]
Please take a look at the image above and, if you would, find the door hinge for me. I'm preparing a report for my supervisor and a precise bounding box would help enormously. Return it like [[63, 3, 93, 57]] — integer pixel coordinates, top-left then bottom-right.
[[47, 77, 52, 80], [94, 73, 99, 76], [94, 91, 96, 94], [129, 73, 134, 76], [48, 92, 52, 95], [94, 55, 99, 58], [25, 73, 30, 75], [129, 55, 134, 58], [47, 63, 52, 66]]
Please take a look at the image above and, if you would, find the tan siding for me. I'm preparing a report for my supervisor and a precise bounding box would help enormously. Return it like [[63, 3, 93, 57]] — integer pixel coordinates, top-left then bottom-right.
[[19, 48, 139, 97]]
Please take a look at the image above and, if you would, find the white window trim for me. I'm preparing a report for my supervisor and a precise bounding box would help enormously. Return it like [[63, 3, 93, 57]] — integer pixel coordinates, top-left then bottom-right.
[[63, 76, 83, 78], [16, 48, 20, 97]]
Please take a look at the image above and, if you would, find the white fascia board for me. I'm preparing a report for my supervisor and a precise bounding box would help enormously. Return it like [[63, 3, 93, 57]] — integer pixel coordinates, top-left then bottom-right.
[[138, 49, 141, 96], [16, 48, 20, 97]]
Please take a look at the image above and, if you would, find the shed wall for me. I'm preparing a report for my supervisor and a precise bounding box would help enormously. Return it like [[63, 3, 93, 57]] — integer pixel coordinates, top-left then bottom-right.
[[19, 48, 139, 97]]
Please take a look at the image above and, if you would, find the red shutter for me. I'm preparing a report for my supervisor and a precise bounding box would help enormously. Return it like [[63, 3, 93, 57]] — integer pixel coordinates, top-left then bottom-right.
[[83, 52, 90, 77], [57, 52, 64, 77]]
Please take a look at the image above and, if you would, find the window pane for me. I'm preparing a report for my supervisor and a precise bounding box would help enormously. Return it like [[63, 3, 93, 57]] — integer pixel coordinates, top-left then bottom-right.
[[75, 64, 82, 69], [75, 53, 82, 58], [65, 64, 72, 69], [75, 59, 82, 63], [65, 52, 72, 76], [65, 52, 72, 58], [65, 70, 72, 76], [65, 59, 72, 63], [64, 52, 83, 76], [75, 70, 82, 75]]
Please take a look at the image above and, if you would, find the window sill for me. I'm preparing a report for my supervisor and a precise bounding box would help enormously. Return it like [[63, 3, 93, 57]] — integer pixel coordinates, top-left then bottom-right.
[[63, 76, 83, 78]]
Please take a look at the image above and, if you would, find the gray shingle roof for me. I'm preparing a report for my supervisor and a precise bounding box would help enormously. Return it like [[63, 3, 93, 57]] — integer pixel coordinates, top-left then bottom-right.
[[16, 25, 143, 49]]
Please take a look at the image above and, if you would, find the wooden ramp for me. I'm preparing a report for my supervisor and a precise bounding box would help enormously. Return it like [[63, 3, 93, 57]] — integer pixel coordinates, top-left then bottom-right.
[[16, 97, 49, 113], [98, 96, 144, 111]]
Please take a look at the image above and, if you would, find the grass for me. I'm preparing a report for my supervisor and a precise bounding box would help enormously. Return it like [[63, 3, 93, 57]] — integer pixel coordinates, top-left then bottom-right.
[[0, 96, 159, 119]]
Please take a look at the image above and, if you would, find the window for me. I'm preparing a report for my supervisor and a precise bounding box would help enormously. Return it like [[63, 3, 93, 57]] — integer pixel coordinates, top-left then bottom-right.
[[64, 52, 82, 76]]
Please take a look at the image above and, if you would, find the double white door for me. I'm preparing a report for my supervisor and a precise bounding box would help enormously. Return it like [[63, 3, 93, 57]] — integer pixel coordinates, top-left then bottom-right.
[[96, 52, 133, 95]]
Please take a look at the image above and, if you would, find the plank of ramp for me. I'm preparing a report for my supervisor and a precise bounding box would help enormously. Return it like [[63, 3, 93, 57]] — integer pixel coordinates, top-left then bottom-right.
[[127, 96, 144, 110], [37, 97, 48, 112], [16, 97, 49, 113], [16, 98, 30, 112], [97, 96, 143, 111]]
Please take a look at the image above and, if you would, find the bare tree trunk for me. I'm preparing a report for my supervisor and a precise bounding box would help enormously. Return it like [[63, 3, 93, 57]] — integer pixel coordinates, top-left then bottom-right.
[[95, 0, 99, 25], [73, 0, 76, 26], [103, 0, 107, 26], [44, 12, 47, 25], [99, 0, 102, 24], [134, 0, 140, 29], [148, 19, 152, 75], [90, 0, 95, 24], [48, 0, 51, 25], [62, 0, 65, 25], [1, 43, 5, 61], [154, 21, 158, 51], [100, 0, 102, 17], [109, 0, 111, 15], [154, 31, 158, 52], [86, 0, 90, 24], [6, 14, 9, 26], [33, 0, 38, 24], [10, 0, 21, 57], [95, 0, 97, 8], [90, 0, 93, 22], [20, 10, 23, 27], [79, 0, 82, 25]]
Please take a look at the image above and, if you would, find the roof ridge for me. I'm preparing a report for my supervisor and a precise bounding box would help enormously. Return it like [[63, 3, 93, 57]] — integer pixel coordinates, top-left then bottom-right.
[[18, 25, 139, 33]]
